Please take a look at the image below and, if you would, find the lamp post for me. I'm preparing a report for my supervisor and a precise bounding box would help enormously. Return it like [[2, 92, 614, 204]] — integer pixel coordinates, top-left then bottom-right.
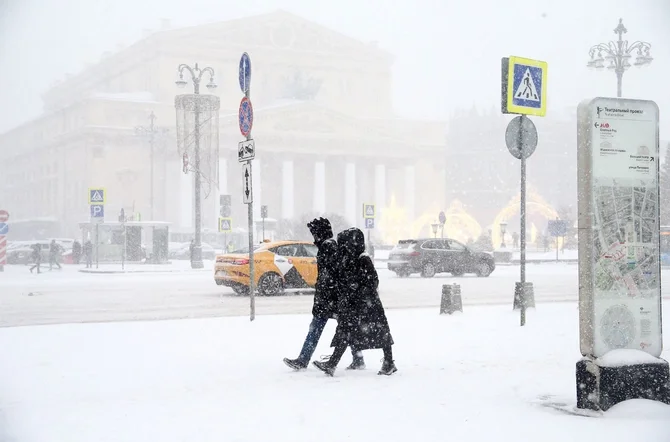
[[500, 221, 508, 248], [431, 222, 440, 239], [175, 63, 217, 269], [586, 18, 653, 98], [135, 111, 169, 221]]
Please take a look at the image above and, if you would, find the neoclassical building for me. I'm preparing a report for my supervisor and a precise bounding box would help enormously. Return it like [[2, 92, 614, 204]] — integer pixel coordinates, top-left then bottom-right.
[[0, 11, 445, 242]]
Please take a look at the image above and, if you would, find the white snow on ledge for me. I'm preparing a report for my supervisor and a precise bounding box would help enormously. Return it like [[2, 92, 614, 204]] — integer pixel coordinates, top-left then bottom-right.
[[596, 349, 666, 367]]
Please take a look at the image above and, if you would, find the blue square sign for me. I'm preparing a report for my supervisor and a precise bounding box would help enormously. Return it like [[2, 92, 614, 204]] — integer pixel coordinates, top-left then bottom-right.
[[90, 205, 105, 218], [0, 223, 8, 235], [503, 56, 548, 117], [365, 218, 375, 229]]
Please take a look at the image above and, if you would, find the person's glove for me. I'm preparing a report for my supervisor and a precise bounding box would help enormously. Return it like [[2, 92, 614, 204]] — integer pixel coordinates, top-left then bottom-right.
[[307, 217, 333, 243]]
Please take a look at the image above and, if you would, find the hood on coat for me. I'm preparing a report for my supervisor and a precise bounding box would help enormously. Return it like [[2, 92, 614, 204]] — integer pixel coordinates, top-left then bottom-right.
[[337, 227, 366, 258]]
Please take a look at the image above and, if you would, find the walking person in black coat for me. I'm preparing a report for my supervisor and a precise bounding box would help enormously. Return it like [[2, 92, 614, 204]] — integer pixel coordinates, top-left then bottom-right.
[[283, 218, 365, 370], [313, 227, 397, 376]]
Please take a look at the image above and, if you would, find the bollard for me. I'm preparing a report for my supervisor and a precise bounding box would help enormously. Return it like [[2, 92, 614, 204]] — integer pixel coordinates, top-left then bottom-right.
[[513, 282, 535, 310], [440, 283, 463, 315]]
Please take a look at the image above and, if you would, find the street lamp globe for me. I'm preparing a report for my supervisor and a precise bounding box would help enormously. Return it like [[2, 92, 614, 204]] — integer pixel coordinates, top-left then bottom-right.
[[500, 221, 507, 235], [206, 78, 218, 90], [175, 76, 188, 88]]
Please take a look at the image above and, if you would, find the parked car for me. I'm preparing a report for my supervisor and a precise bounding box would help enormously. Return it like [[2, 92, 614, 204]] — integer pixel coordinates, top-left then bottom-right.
[[7, 241, 50, 265], [169, 242, 216, 260], [387, 238, 495, 278], [214, 240, 317, 296]]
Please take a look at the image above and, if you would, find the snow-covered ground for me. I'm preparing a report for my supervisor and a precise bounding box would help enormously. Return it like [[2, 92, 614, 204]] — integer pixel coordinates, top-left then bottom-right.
[[1, 263, 669, 327], [1, 303, 669, 442]]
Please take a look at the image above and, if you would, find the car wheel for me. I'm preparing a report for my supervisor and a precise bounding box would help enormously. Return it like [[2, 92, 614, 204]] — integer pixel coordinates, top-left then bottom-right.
[[476, 262, 493, 277], [232, 285, 250, 296], [420, 263, 436, 278], [259, 272, 285, 296]]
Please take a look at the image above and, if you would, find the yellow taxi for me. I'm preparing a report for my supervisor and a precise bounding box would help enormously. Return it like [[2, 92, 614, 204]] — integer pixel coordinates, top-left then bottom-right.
[[214, 240, 318, 296]]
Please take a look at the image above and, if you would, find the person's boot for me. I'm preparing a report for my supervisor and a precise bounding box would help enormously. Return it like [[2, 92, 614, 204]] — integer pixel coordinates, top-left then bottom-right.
[[345, 356, 366, 370], [312, 360, 336, 377], [378, 359, 398, 376], [283, 357, 308, 371]]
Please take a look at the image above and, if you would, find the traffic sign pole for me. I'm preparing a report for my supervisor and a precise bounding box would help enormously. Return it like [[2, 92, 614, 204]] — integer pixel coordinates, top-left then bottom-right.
[[519, 115, 527, 326], [239, 52, 255, 322]]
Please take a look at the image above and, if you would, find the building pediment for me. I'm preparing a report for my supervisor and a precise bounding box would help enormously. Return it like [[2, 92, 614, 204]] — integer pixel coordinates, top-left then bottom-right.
[[158, 10, 392, 62]]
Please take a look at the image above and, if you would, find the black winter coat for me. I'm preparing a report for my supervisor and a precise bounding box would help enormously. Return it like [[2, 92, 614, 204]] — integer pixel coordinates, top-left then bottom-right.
[[311, 238, 339, 318], [330, 228, 394, 350]]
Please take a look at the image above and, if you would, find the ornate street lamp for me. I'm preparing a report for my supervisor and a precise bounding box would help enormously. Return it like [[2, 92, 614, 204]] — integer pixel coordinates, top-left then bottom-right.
[[587, 18, 653, 98], [500, 220, 508, 249], [175, 63, 219, 269]]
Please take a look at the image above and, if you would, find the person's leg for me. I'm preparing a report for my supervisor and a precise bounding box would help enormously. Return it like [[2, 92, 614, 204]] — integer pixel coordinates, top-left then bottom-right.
[[379, 345, 398, 376], [296, 316, 327, 363], [346, 348, 366, 370]]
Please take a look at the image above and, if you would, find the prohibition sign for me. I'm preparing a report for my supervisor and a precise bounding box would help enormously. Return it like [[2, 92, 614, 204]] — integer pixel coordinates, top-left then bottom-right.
[[239, 97, 254, 137]]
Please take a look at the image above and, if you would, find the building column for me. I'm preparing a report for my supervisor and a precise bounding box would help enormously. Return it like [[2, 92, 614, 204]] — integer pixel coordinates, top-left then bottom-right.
[[375, 164, 386, 213], [313, 161, 326, 214], [404, 164, 416, 224], [180, 169, 193, 229], [282, 159, 294, 219], [213, 158, 228, 227], [345, 162, 357, 226]]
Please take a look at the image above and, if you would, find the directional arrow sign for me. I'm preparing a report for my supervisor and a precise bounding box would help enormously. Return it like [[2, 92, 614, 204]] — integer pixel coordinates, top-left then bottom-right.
[[242, 162, 253, 204], [238, 139, 256, 163]]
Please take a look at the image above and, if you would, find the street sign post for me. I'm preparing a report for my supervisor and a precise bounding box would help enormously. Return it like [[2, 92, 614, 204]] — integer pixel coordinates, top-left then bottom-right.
[[242, 162, 253, 204], [501, 56, 548, 117], [88, 188, 106, 205], [239, 97, 254, 138], [90, 205, 105, 222], [240, 52, 256, 322], [548, 219, 568, 262], [260, 205, 268, 241], [502, 56, 548, 327], [239, 52, 251, 94], [238, 139, 256, 162], [218, 217, 232, 233], [363, 204, 375, 219], [505, 116, 538, 160], [365, 218, 375, 229]]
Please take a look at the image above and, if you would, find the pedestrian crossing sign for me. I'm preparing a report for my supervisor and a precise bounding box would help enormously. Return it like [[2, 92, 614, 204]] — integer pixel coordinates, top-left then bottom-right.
[[363, 203, 375, 219], [501, 56, 548, 117], [219, 217, 232, 233], [88, 188, 106, 205]]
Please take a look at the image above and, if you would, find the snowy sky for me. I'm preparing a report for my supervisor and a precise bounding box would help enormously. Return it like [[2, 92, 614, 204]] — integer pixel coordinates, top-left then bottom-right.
[[0, 0, 668, 135]]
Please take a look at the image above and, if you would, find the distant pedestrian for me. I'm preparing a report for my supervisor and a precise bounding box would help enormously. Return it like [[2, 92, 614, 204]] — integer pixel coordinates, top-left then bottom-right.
[[72, 241, 82, 264], [368, 242, 375, 261], [283, 218, 364, 371], [84, 240, 93, 268], [29, 243, 42, 274], [512, 232, 519, 249], [313, 227, 397, 376], [49, 240, 62, 270]]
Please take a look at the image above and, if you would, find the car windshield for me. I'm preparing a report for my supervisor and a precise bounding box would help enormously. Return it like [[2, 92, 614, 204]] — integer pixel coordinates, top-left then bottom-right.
[[394, 240, 416, 250]]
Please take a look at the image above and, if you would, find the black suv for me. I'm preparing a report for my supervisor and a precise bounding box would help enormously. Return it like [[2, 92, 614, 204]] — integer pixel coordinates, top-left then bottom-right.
[[387, 238, 495, 278]]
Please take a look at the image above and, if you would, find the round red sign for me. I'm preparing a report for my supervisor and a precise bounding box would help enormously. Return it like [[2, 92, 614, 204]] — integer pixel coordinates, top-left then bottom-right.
[[0, 209, 8, 222]]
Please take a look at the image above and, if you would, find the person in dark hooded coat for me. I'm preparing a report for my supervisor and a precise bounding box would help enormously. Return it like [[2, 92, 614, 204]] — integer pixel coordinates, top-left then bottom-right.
[[283, 218, 365, 370], [313, 227, 397, 376]]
